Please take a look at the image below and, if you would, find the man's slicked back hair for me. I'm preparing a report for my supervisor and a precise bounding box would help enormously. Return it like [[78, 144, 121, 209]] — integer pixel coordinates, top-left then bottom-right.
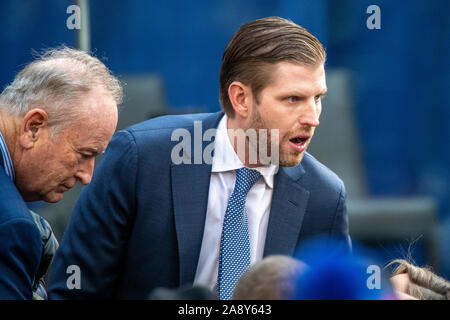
[[219, 17, 326, 117]]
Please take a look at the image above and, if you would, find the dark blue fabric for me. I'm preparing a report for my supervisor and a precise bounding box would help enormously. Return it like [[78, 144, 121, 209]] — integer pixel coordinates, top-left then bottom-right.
[[48, 112, 350, 299], [0, 166, 42, 300], [1, 0, 449, 275], [294, 237, 390, 300]]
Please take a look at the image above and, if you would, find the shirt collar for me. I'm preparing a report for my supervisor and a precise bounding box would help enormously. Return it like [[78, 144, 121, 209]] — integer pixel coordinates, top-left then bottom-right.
[[212, 114, 277, 189], [0, 130, 15, 182]]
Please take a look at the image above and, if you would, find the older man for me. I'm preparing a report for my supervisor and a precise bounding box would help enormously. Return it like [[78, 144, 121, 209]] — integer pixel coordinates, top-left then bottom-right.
[[0, 47, 121, 299]]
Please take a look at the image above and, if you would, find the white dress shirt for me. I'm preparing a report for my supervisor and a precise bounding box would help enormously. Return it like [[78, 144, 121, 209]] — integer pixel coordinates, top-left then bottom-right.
[[193, 114, 278, 291]]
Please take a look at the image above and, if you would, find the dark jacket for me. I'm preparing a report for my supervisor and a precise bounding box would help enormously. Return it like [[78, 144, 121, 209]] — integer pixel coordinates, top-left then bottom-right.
[[49, 112, 351, 299], [0, 166, 42, 299]]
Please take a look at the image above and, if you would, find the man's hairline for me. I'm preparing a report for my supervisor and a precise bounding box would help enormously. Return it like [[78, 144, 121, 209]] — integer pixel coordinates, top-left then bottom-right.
[[223, 59, 326, 117], [45, 86, 117, 140]]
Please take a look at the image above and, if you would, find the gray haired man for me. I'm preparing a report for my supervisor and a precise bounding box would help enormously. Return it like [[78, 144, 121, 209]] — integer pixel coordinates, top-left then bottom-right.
[[0, 47, 121, 299]]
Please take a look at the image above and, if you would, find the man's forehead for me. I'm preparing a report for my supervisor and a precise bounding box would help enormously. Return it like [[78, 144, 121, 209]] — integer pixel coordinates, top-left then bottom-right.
[[65, 122, 112, 147], [268, 61, 326, 91], [274, 60, 325, 77]]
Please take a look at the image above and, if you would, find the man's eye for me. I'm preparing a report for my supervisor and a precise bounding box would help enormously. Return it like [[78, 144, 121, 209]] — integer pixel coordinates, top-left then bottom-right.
[[287, 96, 299, 103], [315, 94, 324, 102], [79, 153, 92, 159]]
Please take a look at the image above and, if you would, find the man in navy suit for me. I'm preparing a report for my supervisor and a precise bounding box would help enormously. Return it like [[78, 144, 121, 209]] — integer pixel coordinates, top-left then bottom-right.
[[49, 17, 351, 299], [0, 47, 121, 299]]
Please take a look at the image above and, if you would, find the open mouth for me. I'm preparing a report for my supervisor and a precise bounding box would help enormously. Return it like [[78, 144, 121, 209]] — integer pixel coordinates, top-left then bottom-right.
[[288, 135, 310, 152], [289, 136, 309, 145]]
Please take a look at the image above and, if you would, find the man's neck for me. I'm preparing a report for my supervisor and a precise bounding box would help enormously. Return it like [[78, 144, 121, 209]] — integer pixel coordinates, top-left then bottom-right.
[[226, 115, 259, 168], [0, 110, 20, 163]]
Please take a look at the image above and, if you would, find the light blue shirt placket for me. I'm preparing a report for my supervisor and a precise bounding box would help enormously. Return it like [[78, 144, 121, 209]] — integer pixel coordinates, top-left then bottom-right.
[[0, 130, 15, 181]]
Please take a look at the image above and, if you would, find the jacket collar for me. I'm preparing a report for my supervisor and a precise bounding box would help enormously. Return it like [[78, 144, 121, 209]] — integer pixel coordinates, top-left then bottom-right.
[[263, 165, 308, 257]]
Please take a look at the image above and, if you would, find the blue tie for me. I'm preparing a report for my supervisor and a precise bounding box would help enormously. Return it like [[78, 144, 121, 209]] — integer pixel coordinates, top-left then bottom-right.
[[218, 167, 262, 300]]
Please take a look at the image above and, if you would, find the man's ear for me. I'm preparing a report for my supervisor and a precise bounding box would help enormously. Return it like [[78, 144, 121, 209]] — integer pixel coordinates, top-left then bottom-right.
[[19, 108, 49, 149], [228, 81, 253, 118]]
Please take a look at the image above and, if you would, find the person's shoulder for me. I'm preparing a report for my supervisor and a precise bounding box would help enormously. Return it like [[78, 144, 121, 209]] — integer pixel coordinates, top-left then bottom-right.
[[126, 112, 223, 134], [109, 112, 223, 151], [0, 174, 41, 299], [0, 171, 41, 265], [300, 152, 345, 190], [0, 169, 36, 226]]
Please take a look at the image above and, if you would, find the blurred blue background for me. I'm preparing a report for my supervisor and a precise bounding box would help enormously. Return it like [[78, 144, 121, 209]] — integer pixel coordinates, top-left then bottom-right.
[[1, 0, 449, 279]]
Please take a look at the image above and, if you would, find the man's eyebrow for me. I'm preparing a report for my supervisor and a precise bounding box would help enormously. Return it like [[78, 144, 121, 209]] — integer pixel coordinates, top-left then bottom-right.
[[283, 87, 328, 97], [318, 88, 328, 96]]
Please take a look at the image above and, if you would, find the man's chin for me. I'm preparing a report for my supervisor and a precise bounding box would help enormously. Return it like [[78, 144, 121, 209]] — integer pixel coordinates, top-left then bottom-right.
[[43, 192, 64, 203], [279, 152, 305, 167]]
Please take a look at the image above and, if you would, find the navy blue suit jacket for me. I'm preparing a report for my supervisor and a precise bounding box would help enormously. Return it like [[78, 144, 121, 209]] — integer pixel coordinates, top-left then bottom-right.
[[0, 159, 42, 299], [49, 112, 350, 299]]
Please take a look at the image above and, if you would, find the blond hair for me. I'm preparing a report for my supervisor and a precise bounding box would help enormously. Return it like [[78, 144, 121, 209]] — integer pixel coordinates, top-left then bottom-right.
[[389, 259, 450, 300]]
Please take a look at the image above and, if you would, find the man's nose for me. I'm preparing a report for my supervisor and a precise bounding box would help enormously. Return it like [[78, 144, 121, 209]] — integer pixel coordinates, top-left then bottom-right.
[[75, 157, 95, 185], [299, 99, 320, 127]]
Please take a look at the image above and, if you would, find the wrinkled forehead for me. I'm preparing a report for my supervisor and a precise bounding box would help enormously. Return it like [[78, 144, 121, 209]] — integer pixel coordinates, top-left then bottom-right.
[[66, 120, 115, 153], [78, 86, 118, 113], [61, 101, 118, 152], [76, 88, 118, 127]]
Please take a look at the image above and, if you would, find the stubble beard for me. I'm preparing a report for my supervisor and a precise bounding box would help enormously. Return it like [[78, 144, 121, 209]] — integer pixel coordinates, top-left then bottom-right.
[[247, 106, 308, 167], [247, 106, 290, 167]]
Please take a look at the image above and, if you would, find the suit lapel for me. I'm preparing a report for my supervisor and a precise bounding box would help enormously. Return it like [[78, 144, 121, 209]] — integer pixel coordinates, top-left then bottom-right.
[[171, 112, 223, 285], [171, 162, 212, 285], [263, 165, 309, 257]]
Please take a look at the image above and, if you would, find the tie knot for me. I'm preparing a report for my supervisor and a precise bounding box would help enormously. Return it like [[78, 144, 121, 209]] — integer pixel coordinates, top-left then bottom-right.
[[235, 167, 262, 195]]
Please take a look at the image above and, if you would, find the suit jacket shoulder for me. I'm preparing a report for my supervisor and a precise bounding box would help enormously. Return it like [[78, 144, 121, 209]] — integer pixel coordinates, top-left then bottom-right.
[[49, 112, 223, 299], [294, 152, 349, 247], [119, 112, 223, 166], [301, 152, 345, 192], [0, 167, 42, 299], [126, 112, 223, 148]]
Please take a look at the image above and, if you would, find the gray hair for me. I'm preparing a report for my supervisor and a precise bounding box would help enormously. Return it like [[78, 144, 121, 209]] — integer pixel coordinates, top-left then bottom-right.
[[0, 46, 122, 135]]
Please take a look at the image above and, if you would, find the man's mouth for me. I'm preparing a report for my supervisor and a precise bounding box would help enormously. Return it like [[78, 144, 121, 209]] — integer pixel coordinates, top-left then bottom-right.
[[288, 135, 310, 152], [60, 183, 74, 191]]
